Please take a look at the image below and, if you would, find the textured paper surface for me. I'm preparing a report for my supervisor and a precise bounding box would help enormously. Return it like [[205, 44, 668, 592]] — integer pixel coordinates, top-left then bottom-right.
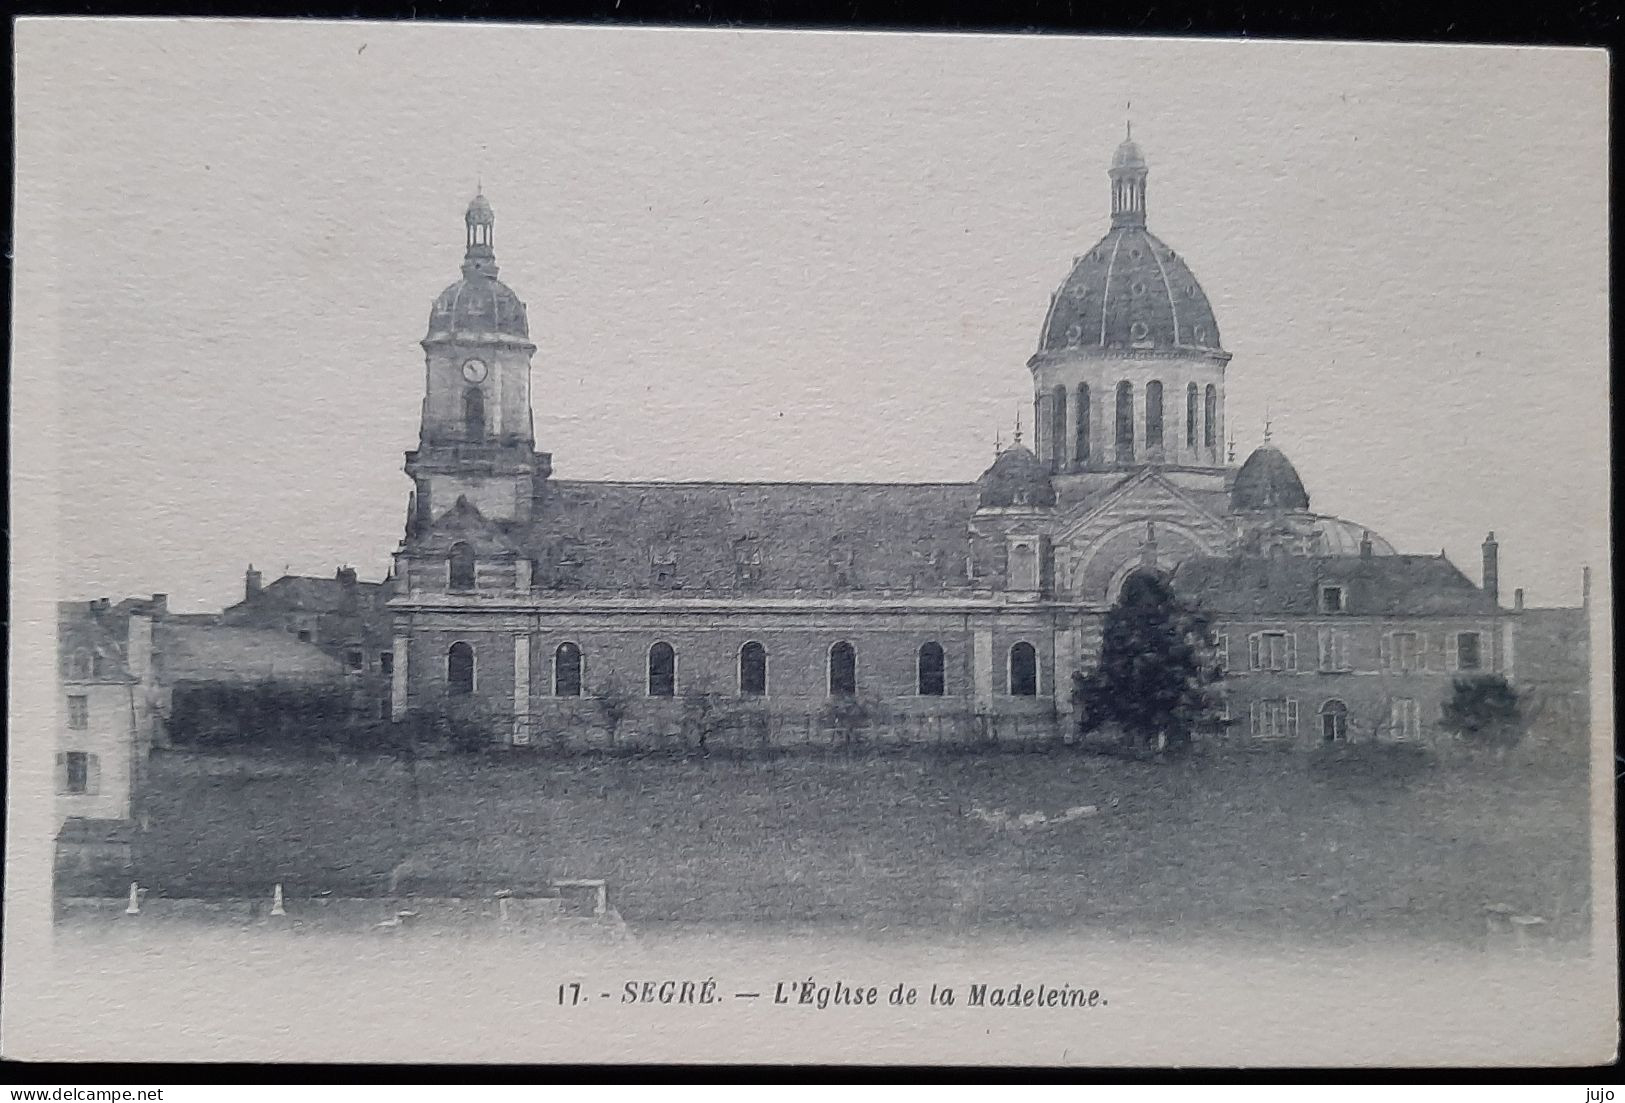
[[6, 21, 1615, 1065]]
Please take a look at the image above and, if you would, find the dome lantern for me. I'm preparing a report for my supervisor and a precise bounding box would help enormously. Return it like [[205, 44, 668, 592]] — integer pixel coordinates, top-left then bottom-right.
[[1108, 123, 1148, 229], [463, 190, 498, 279]]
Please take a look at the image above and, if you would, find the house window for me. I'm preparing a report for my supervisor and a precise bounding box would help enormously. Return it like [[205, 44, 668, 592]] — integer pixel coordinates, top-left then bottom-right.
[[1214, 633, 1229, 673], [1248, 630, 1297, 671], [1185, 383, 1198, 448], [1386, 631, 1425, 672], [1389, 697, 1421, 740], [739, 641, 768, 697], [448, 542, 476, 591], [66, 695, 88, 730], [1008, 541, 1038, 590], [1455, 631, 1484, 671], [1320, 699, 1349, 742], [1074, 383, 1091, 464], [1145, 380, 1164, 450], [917, 642, 946, 697], [554, 642, 583, 697], [346, 650, 364, 672], [1317, 628, 1351, 672], [297, 630, 312, 642], [1319, 585, 1346, 614], [1009, 642, 1038, 697], [1115, 381, 1135, 460], [379, 652, 394, 676], [59, 751, 97, 795], [648, 642, 676, 697], [68, 649, 93, 680], [1251, 698, 1299, 740], [828, 641, 857, 697], [447, 642, 475, 696], [1204, 385, 1217, 448]]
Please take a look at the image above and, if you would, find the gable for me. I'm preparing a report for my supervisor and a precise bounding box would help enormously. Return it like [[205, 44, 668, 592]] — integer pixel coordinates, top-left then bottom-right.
[[1054, 470, 1233, 604]]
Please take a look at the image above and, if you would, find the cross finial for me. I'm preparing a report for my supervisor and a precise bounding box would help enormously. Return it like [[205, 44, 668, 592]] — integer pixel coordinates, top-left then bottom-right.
[[994, 428, 1004, 456], [1263, 401, 1273, 443], [1013, 408, 1023, 447]]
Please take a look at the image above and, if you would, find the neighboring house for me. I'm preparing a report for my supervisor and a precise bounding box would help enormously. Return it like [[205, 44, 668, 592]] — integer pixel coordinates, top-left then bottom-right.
[[378, 140, 1587, 749], [1507, 571, 1592, 752], [55, 600, 158, 831], [218, 565, 394, 718], [1173, 546, 1510, 748]]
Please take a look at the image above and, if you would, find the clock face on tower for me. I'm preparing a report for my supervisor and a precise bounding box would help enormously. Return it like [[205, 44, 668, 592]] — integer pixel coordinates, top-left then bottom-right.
[[461, 358, 488, 384]]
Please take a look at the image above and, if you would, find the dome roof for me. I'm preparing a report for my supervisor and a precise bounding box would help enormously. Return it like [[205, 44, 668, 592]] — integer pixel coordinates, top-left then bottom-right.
[[976, 445, 1056, 509], [1311, 516, 1395, 556], [425, 192, 530, 342], [1038, 227, 1222, 353], [1039, 137, 1223, 355], [427, 274, 530, 341], [1231, 444, 1310, 512]]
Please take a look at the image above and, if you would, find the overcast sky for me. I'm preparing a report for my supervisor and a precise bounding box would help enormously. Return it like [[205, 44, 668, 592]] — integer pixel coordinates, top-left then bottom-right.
[[18, 24, 1609, 611]]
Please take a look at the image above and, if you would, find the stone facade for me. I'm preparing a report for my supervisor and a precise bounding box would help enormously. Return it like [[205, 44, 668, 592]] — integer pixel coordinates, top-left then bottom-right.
[[387, 138, 1582, 750]]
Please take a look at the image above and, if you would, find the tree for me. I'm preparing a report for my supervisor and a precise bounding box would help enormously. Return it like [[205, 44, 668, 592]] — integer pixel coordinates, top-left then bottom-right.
[[680, 679, 728, 752], [1441, 674, 1524, 749], [592, 675, 636, 749], [1072, 571, 1223, 752]]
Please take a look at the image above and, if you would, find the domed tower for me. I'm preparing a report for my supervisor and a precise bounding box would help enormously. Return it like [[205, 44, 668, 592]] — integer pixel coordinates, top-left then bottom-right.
[[969, 436, 1056, 598], [404, 191, 549, 526], [1028, 130, 1230, 488]]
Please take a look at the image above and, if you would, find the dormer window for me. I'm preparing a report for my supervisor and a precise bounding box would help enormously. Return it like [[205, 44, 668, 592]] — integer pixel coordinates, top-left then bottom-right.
[[1319, 584, 1346, 614]]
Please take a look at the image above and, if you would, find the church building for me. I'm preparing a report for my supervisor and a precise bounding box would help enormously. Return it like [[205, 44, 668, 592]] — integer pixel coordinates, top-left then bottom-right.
[[386, 135, 1519, 749]]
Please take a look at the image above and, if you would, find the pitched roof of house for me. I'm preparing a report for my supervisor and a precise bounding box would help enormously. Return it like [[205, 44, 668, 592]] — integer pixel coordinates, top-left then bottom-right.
[[154, 623, 345, 684], [57, 601, 136, 682], [247, 574, 390, 611], [1171, 554, 1499, 617], [520, 480, 981, 593]]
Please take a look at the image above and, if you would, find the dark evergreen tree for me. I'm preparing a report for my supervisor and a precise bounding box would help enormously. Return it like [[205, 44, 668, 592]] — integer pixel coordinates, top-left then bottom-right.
[[1440, 674, 1524, 748], [1072, 571, 1223, 751]]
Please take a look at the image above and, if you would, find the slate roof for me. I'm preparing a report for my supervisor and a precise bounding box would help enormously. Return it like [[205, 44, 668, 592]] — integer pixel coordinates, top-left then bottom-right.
[[1038, 224, 1223, 354], [1172, 554, 1499, 618], [57, 602, 135, 682], [1231, 444, 1311, 512], [154, 623, 345, 684], [975, 445, 1057, 508], [241, 575, 390, 613], [523, 480, 980, 593]]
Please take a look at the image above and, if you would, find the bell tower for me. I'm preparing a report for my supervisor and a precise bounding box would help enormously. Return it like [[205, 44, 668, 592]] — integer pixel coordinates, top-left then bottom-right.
[[404, 191, 550, 526]]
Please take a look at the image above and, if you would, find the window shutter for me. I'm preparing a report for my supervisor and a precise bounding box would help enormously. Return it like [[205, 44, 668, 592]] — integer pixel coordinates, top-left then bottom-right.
[[1379, 633, 1391, 671], [1285, 633, 1298, 671], [1414, 633, 1427, 672], [1248, 633, 1260, 671], [1446, 634, 1459, 672], [1249, 702, 1259, 737], [87, 753, 102, 796], [54, 752, 66, 795], [1317, 629, 1329, 672], [1287, 699, 1299, 740]]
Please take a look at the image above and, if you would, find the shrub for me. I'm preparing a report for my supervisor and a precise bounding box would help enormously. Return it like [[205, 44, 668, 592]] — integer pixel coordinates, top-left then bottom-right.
[[166, 679, 358, 751], [1307, 740, 1435, 786], [819, 694, 888, 747], [1440, 674, 1525, 749]]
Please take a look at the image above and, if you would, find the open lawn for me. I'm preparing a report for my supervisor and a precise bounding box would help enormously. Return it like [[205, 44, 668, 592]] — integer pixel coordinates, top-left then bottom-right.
[[127, 743, 1591, 945]]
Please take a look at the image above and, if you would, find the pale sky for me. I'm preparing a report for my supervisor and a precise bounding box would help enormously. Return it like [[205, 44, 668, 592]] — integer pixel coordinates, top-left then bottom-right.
[[17, 24, 1611, 611]]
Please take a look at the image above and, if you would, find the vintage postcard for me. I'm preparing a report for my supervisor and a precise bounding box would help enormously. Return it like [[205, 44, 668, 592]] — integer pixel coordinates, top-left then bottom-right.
[[5, 21, 1615, 1066]]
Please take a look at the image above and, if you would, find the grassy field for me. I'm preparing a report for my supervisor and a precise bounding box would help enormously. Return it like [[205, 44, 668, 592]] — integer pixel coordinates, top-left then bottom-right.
[[128, 742, 1591, 944]]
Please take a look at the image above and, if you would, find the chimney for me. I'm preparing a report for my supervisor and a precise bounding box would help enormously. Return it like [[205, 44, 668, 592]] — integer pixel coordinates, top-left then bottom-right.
[[336, 565, 358, 588], [149, 593, 168, 619], [1514, 588, 1525, 611], [1582, 565, 1591, 609], [1359, 531, 1373, 558], [245, 564, 263, 600], [1481, 532, 1499, 606]]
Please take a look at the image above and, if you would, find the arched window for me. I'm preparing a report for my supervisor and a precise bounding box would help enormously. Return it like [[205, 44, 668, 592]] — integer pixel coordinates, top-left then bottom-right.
[[1320, 699, 1349, 742], [828, 641, 856, 697], [1075, 383, 1091, 464], [68, 649, 93, 680], [917, 642, 946, 697], [1115, 381, 1135, 460], [739, 641, 768, 697], [463, 387, 485, 441], [648, 641, 676, 697], [447, 641, 475, 696], [1009, 642, 1038, 697], [1186, 383, 1199, 448], [1204, 384, 1218, 449], [1050, 384, 1067, 469], [553, 642, 583, 697], [1146, 380, 1164, 450], [448, 542, 476, 591]]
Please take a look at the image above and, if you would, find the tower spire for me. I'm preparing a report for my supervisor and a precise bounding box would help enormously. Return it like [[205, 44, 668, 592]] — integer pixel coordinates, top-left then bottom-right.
[[1109, 123, 1148, 228]]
